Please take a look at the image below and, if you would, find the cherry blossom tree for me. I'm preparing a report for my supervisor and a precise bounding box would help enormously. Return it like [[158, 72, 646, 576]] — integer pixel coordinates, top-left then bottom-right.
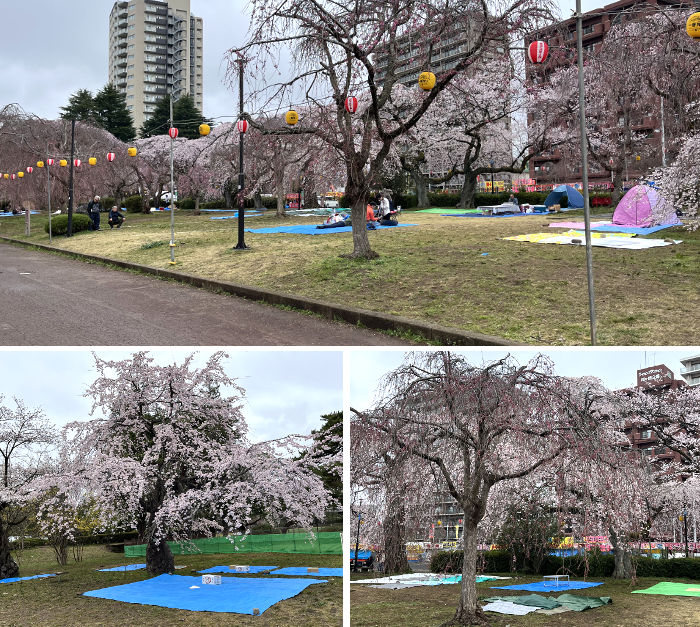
[[0, 397, 55, 579], [352, 352, 614, 625], [65, 352, 330, 575], [231, 0, 557, 258]]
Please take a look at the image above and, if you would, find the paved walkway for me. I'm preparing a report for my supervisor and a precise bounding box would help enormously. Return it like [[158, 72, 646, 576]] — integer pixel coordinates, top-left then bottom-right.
[[0, 243, 409, 346]]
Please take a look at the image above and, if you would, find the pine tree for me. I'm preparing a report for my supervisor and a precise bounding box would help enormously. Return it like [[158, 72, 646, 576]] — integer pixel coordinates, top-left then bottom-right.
[[93, 84, 136, 142], [173, 94, 211, 139], [60, 89, 96, 122], [139, 94, 172, 138]]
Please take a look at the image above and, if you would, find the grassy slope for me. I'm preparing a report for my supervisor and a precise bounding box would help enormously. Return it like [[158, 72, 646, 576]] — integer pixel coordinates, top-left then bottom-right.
[[2, 209, 697, 345], [0, 545, 341, 627], [350, 574, 700, 626]]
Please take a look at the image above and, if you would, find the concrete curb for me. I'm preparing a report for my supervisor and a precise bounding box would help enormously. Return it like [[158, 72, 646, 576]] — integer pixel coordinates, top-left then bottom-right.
[[0, 236, 519, 346]]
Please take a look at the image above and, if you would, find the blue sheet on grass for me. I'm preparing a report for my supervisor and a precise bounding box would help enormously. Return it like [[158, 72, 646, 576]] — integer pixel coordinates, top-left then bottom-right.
[[198, 565, 277, 574], [490, 580, 603, 592], [0, 211, 40, 217], [353, 550, 372, 560], [443, 211, 550, 218], [245, 224, 417, 235], [98, 564, 147, 572], [0, 573, 56, 584], [590, 223, 678, 235], [270, 567, 343, 577], [210, 213, 262, 220], [83, 573, 327, 614]]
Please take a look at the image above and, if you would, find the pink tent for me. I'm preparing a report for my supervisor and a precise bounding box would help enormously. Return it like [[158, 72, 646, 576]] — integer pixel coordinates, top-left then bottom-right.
[[612, 185, 680, 227]]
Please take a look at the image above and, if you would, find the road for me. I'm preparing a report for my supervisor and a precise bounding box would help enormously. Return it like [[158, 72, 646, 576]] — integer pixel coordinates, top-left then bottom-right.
[[0, 243, 408, 346]]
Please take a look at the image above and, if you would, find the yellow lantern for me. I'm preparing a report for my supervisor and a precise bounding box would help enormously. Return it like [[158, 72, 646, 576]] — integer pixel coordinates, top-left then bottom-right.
[[89, 157, 97, 166], [17, 172, 24, 178], [128, 147, 138, 157], [418, 71, 436, 90], [37, 161, 44, 168], [636, 155, 641, 161], [285, 110, 299, 126], [3, 174, 8, 179], [687, 12, 700, 39], [199, 123, 211, 136], [60, 159, 68, 167]]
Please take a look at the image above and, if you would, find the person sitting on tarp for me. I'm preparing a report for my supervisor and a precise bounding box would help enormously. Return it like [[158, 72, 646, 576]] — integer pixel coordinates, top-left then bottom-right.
[[108, 206, 126, 229], [507, 193, 521, 211], [316, 212, 351, 229], [378, 193, 399, 226], [366, 203, 380, 229]]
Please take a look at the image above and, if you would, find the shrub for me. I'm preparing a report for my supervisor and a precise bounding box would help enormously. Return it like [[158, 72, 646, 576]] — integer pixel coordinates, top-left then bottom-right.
[[124, 195, 145, 213], [44, 214, 91, 236], [430, 550, 464, 573], [178, 197, 195, 210]]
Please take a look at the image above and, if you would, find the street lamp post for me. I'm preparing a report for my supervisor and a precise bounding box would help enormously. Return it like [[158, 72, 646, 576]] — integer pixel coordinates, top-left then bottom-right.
[[169, 96, 176, 265], [234, 58, 249, 250], [489, 160, 495, 195], [353, 505, 362, 573], [67, 119, 76, 237], [46, 145, 52, 243]]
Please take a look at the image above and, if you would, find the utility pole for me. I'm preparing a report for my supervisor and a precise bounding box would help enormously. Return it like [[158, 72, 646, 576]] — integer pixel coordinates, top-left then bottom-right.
[[235, 58, 248, 250], [67, 119, 76, 237], [169, 95, 176, 265]]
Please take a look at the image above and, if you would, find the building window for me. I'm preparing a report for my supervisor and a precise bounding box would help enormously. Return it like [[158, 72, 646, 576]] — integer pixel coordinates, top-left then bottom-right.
[[640, 429, 652, 440]]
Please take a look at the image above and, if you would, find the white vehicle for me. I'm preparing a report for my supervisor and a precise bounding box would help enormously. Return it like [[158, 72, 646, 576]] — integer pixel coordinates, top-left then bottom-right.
[[318, 194, 340, 209], [160, 191, 178, 202]]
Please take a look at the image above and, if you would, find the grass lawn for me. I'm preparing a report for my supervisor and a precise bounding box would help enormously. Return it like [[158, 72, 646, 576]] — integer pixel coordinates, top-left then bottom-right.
[[2, 208, 698, 345], [0, 545, 341, 626], [350, 573, 700, 626]]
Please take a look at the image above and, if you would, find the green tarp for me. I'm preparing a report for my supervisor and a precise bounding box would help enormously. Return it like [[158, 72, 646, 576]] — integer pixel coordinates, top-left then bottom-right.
[[631, 582, 700, 597], [124, 532, 341, 558], [483, 593, 611, 612], [415, 208, 480, 214], [555, 594, 612, 611], [483, 594, 560, 609]]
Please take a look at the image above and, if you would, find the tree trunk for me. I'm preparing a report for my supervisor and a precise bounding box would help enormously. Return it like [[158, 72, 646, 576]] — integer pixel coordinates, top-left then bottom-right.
[[0, 526, 19, 580], [611, 171, 624, 206], [253, 189, 263, 210], [344, 170, 377, 260], [275, 172, 286, 217], [458, 172, 478, 209], [444, 525, 488, 626], [383, 501, 410, 575], [52, 541, 68, 566], [193, 196, 201, 215], [609, 528, 634, 579], [146, 538, 174, 575], [412, 170, 429, 208]]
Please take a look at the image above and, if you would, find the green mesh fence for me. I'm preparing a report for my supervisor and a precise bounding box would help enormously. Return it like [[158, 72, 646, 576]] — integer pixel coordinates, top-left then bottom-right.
[[124, 532, 342, 558]]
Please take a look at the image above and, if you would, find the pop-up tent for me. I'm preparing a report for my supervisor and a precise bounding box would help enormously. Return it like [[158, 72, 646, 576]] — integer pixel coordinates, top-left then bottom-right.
[[543, 185, 584, 210], [612, 185, 680, 226]]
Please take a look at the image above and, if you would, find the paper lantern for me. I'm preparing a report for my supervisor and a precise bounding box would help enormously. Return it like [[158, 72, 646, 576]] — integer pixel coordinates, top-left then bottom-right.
[[636, 155, 641, 161], [127, 147, 138, 157], [344, 97, 358, 113], [17, 172, 24, 178], [418, 71, 436, 90], [37, 161, 44, 168], [3, 174, 8, 179], [89, 157, 97, 166], [285, 110, 299, 125], [199, 123, 210, 136], [168, 127, 179, 139], [528, 41, 549, 64], [47, 158, 55, 166], [59, 159, 68, 167], [11, 174, 16, 180], [26, 166, 33, 173], [687, 12, 700, 38], [107, 152, 116, 162], [74, 159, 81, 167], [236, 119, 248, 133]]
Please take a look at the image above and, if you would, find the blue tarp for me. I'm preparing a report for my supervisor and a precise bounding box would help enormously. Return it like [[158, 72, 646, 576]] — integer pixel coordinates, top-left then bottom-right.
[[98, 564, 147, 572], [209, 212, 263, 220], [352, 551, 372, 560], [490, 580, 603, 592], [244, 224, 417, 235], [83, 573, 328, 614], [198, 566, 277, 574], [0, 573, 56, 584], [270, 567, 343, 577], [0, 211, 40, 217], [543, 185, 585, 210], [590, 223, 678, 235]]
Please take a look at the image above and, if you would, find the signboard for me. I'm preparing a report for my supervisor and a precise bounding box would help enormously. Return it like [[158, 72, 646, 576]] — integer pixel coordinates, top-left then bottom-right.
[[286, 193, 300, 209], [637, 365, 674, 390]]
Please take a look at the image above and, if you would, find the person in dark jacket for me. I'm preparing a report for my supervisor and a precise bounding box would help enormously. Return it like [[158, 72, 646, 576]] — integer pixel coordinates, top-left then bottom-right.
[[108, 206, 125, 229], [87, 195, 102, 230]]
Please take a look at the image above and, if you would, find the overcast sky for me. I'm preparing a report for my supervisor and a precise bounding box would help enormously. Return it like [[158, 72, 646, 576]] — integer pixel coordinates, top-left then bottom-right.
[[0, 349, 341, 442], [1, 0, 610, 123], [349, 348, 699, 411]]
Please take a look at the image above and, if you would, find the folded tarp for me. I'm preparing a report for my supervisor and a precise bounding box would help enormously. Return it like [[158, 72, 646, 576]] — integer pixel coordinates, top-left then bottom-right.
[[483, 594, 561, 609], [484, 593, 611, 612], [554, 594, 612, 611], [0, 573, 56, 584], [490, 580, 603, 592], [197, 566, 277, 574], [98, 564, 147, 572], [270, 567, 343, 577], [482, 600, 540, 615], [631, 581, 700, 597], [83, 573, 328, 614], [549, 221, 613, 229], [590, 223, 679, 235], [244, 224, 417, 235]]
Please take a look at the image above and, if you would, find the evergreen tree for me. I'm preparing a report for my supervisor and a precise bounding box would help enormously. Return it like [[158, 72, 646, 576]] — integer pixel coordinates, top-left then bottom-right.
[[140, 94, 211, 139], [93, 84, 136, 142], [60, 89, 95, 122], [139, 94, 172, 138], [308, 411, 342, 506]]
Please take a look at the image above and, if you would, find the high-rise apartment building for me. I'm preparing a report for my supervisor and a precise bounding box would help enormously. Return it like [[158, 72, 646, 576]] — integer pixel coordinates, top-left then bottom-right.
[[680, 355, 700, 387], [108, 0, 203, 131]]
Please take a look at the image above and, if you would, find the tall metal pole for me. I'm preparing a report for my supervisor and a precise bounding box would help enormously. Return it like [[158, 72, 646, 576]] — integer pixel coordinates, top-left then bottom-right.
[[576, 0, 597, 345], [169, 96, 176, 265], [235, 58, 248, 249], [47, 144, 52, 244], [67, 119, 76, 237], [660, 96, 667, 167], [353, 512, 362, 572]]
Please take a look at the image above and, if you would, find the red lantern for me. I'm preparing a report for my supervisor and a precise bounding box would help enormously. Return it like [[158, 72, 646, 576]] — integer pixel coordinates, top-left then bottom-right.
[[107, 152, 116, 162], [236, 119, 248, 133], [169, 127, 179, 139], [26, 166, 33, 174], [74, 159, 81, 167], [344, 96, 358, 113], [11, 174, 16, 180], [47, 158, 55, 166], [528, 41, 549, 64]]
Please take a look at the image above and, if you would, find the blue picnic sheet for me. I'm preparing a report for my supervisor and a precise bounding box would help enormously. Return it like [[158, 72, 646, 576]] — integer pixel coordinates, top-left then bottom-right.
[[210, 213, 262, 220], [197, 565, 277, 574], [270, 567, 343, 577], [0, 573, 56, 584], [490, 580, 603, 592], [245, 224, 417, 235], [590, 223, 679, 235], [98, 564, 147, 572], [83, 573, 327, 614]]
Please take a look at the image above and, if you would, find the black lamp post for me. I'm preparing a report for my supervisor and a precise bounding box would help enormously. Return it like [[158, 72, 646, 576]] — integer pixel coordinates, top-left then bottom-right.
[[234, 58, 248, 250], [489, 160, 495, 195]]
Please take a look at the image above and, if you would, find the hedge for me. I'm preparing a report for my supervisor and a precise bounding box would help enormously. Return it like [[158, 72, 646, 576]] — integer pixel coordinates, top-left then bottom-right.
[[124, 195, 145, 213], [9, 530, 139, 551], [44, 214, 92, 236]]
